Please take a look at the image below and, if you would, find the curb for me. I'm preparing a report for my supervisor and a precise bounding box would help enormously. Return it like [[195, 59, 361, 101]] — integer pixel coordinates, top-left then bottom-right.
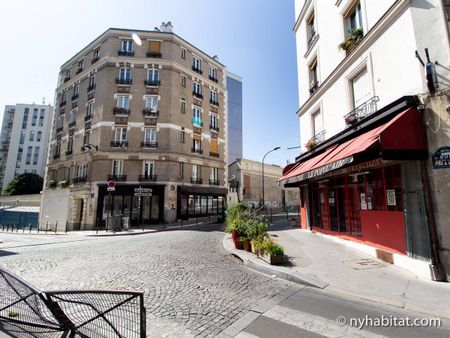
[[222, 235, 328, 289]]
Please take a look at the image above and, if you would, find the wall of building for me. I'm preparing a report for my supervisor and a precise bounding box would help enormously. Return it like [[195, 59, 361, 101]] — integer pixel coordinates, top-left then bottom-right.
[[226, 72, 243, 164], [39, 189, 70, 231]]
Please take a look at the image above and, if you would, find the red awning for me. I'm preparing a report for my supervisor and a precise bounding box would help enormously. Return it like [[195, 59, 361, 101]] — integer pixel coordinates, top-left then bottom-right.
[[279, 108, 425, 185]]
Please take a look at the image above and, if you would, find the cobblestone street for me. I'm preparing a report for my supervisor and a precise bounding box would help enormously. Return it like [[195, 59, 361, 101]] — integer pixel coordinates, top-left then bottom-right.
[[0, 226, 292, 337]]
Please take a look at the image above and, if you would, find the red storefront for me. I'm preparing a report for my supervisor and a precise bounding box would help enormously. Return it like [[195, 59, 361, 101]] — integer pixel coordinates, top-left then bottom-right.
[[280, 98, 431, 256]]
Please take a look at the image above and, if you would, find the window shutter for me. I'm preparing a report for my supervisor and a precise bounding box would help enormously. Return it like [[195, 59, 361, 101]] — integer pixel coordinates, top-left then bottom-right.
[[211, 139, 218, 153], [149, 41, 161, 53]]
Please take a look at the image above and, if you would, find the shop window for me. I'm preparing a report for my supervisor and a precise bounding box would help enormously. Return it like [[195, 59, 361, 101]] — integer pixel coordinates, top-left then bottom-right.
[[385, 164, 403, 211], [366, 168, 385, 210]]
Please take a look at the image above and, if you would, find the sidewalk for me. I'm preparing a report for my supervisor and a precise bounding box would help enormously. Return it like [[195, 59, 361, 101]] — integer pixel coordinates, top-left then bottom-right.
[[224, 219, 450, 319]]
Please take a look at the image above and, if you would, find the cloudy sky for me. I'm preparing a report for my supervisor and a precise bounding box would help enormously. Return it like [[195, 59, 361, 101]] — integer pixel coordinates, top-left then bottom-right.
[[0, 0, 300, 167]]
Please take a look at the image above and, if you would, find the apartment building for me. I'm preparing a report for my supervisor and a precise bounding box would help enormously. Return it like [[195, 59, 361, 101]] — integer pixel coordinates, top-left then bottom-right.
[[280, 0, 450, 280], [0, 104, 52, 191], [226, 72, 243, 164], [40, 24, 228, 230]]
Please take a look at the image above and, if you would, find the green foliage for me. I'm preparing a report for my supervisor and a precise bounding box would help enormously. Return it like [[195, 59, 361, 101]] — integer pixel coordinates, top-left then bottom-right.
[[225, 203, 248, 233], [338, 28, 364, 52], [3, 173, 43, 196], [257, 237, 284, 256]]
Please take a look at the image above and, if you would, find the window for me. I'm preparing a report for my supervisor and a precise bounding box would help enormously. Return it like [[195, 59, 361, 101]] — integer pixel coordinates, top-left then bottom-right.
[[32, 108, 38, 126], [210, 139, 218, 155], [36, 131, 42, 142], [143, 161, 155, 177], [179, 162, 184, 177], [39, 109, 45, 126], [117, 95, 129, 109], [93, 47, 100, 60], [119, 67, 131, 81], [16, 147, 23, 162], [192, 138, 202, 152], [180, 98, 186, 113], [193, 81, 202, 96], [209, 67, 217, 81], [112, 160, 123, 176], [306, 12, 316, 47], [312, 110, 323, 136], [181, 74, 187, 87], [73, 84, 80, 100], [29, 131, 35, 142], [83, 130, 90, 145], [192, 106, 202, 126], [77, 60, 84, 71], [144, 128, 157, 143], [145, 96, 158, 111], [180, 129, 185, 143], [57, 116, 64, 129], [348, 2, 363, 32], [25, 146, 32, 165], [192, 56, 201, 71], [86, 100, 94, 117], [148, 40, 161, 56], [121, 40, 133, 52], [76, 164, 88, 178], [309, 58, 319, 94], [210, 90, 218, 104], [115, 127, 127, 142], [22, 108, 29, 129], [366, 168, 385, 210], [146, 69, 160, 85], [69, 109, 77, 123], [210, 114, 219, 131], [181, 47, 186, 59], [210, 167, 218, 182], [88, 74, 96, 90], [192, 164, 200, 179], [351, 67, 371, 108], [67, 137, 73, 153], [19, 130, 25, 144], [33, 146, 39, 165]]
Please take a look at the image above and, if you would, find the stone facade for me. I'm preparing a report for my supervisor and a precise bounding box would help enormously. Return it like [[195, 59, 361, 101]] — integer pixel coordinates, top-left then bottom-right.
[[41, 27, 228, 230]]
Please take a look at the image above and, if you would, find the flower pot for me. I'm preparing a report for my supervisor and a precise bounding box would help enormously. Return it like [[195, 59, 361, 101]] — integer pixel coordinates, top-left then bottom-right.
[[251, 242, 257, 254], [243, 240, 251, 252], [259, 253, 284, 265], [231, 230, 241, 249]]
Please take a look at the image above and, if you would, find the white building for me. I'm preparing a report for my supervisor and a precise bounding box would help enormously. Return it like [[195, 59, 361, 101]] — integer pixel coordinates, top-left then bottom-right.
[[280, 0, 450, 281], [0, 104, 53, 191]]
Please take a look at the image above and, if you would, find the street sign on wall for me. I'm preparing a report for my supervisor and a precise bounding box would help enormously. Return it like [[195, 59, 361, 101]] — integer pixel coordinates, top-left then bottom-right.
[[134, 187, 152, 197], [432, 147, 450, 169]]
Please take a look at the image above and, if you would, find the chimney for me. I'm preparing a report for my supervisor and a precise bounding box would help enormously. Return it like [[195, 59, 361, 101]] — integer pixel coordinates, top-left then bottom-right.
[[159, 21, 173, 33]]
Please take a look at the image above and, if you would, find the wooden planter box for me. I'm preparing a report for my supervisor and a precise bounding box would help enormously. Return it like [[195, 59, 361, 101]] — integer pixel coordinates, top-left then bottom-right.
[[259, 253, 284, 265], [242, 240, 251, 252]]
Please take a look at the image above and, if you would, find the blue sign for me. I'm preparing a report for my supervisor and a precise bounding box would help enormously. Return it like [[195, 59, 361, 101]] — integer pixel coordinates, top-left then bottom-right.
[[432, 147, 450, 169]]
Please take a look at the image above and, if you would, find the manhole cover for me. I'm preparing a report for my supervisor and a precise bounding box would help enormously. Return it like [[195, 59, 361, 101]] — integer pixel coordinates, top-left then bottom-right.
[[345, 258, 386, 270]]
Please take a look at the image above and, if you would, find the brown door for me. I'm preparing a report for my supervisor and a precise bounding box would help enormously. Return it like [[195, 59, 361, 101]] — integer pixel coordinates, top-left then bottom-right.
[[319, 183, 330, 230], [347, 176, 363, 236]]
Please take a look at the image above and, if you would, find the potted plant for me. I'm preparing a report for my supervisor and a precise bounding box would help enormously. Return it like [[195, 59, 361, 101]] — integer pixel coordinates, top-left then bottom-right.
[[59, 180, 69, 188], [338, 28, 364, 54], [345, 114, 357, 125], [257, 237, 285, 265], [48, 180, 57, 188], [305, 139, 317, 151], [225, 203, 248, 249]]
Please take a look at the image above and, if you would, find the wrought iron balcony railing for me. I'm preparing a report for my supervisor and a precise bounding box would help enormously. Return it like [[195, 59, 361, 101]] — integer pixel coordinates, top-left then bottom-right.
[[144, 79, 160, 86], [111, 141, 128, 148], [142, 109, 159, 117], [138, 174, 157, 182], [344, 96, 379, 126], [141, 142, 158, 148], [107, 174, 127, 181], [116, 78, 132, 85], [113, 107, 130, 115], [118, 50, 134, 57], [146, 52, 162, 58], [193, 91, 203, 99], [191, 177, 203, 184], [209, 75, 218, 83], [305, 130, 326, 151], [309, 81, 319, 96], [209, 179, 220, 186], [87, 84, 96, 93], [68, 121, 76, 129], [210, 125, 219, 132], [209, 99, 219, 106], [72, 176, 88, 184], [71, 94, 79, 101], [84, 114, 93, 122], [191, 148, 203, 154], [192, 66, 203, 74]]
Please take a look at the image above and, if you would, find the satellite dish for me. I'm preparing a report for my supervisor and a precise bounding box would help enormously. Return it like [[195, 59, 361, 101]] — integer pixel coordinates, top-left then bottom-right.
[[132, 33, 142, 46]]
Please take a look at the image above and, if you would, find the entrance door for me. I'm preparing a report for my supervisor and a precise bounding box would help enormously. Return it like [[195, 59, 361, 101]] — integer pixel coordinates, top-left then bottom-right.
[[151, 195, 160, 221], [319, 183, 330, 230], [348, 176, 363, 236], [336, 177, 348, 233]]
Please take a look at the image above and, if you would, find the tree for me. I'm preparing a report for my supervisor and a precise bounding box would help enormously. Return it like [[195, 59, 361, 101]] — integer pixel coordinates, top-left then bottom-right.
[[3, 173, 43, 196]]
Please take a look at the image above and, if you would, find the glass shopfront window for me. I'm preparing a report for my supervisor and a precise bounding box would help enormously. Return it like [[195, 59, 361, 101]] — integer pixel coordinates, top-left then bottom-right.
[[385, 164, 403, 211], [366, 168, 385, 210]]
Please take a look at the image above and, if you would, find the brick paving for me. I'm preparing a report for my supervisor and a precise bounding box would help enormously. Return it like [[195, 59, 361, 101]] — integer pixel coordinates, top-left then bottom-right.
[[0, 226, 292, 337]]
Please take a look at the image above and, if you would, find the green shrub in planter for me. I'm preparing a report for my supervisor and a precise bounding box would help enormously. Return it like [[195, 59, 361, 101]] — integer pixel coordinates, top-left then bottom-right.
[[257, 237, 285, 265]]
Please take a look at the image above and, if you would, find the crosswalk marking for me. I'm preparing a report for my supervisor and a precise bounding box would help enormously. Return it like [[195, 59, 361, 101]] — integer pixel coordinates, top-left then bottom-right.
[[248, 305, 388, 338]]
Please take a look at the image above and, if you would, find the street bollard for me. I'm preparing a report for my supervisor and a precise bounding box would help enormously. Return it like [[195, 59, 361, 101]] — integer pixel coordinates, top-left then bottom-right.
[[55, 221, 58, 234], [45, 221, 48, 234], [96, 217, 99, 234], [286, 209, 288, 220], [29, 223, 32, 233], [65, 220, 68, 233]]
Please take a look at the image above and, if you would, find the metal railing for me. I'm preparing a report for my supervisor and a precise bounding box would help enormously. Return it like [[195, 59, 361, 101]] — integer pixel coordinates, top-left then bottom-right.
[[116, 78, 132, 85], [0, 267, 146, 337], [191, 177, 203, 184], [141, 142, 158, 148], [305, 130, 326, 150], [113, 107, 130, 115], [118, 50, 134, 57], [144, 79, 160, 86], [111, 141, 128, 148], [344, 96, 379, 125], [309, 81, 319, 95], [107, 174, 127, 182], [192, 66, 202, 74], [142, 109, 159, 117], [138, 174, 157, 182]]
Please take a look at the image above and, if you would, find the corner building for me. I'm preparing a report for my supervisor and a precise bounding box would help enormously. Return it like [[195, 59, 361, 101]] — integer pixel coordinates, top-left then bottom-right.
[[41, 27, 228, 230]]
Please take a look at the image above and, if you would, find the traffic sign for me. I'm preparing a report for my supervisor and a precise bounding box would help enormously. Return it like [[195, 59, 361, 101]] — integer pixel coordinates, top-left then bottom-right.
[[107, 180, 116, 192]]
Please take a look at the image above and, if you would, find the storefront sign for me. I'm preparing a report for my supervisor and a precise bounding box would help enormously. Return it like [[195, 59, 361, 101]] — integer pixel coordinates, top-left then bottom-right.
[[347, 158, 383, 173], [360, 193, 367, 210], [432, 147, 450, 169], [134, 187, 152, 197], [386, 189, 396, 206], [288, 157, 354, 184]]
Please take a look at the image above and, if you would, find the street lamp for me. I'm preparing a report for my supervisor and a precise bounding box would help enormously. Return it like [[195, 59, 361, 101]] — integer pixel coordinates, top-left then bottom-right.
[[261, 146, 281, 209]]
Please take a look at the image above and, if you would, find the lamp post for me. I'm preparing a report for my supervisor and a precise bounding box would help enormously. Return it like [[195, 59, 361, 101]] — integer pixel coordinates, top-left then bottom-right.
[[261, 146, 281, 209]]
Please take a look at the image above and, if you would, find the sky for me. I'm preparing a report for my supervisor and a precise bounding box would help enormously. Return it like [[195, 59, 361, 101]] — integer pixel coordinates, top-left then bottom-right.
[[0, 0, 300, 167]]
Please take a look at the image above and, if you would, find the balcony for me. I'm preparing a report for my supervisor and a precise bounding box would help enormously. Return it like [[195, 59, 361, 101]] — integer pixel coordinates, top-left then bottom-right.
[[209, 99, 219, 106], [141, 142, 158, 148], [307, 31, 318, 49], [56, 126, 63, 133], [65, 150, 72, 156], [68, 121, 76, 129], [209, 151, 220, 158], [209, 75, 218, 83], [191, 177, 203, 184], [142, 109, 159, 117], [210, 125, 219, 132], [64, 76, 70, 83], [305, 130, 326, 151], [191, 147, 203, 154], [146, 51, 162, 58], [73, 176, 88, 184], [87, 84, 96, 93], [107, 174, 127, 182], [193, 91, 203, 99], [113, 107, 130, 116], [309, 81, 319, 96], [138, 174, 157, 182], [118, 50, 134, 57], [344, 96, 379, 126], [71, 94, 79, 101], [76, 68, 83, 75], [111, 141, 128, 148], [209, 179, 220, 186], [53, 153, 60, 160], [144, 79, 160, 86], [59, 100, 66, 108], [91, 56, 99, 64], [192, 66, 203, 74], [84, 114, 93, 122], [116, 78, 132, 85]]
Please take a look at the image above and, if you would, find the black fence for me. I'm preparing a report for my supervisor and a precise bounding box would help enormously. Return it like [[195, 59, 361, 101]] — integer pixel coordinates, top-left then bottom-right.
[[0, 267, 146, 337], [258, 206, 301, 224]]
